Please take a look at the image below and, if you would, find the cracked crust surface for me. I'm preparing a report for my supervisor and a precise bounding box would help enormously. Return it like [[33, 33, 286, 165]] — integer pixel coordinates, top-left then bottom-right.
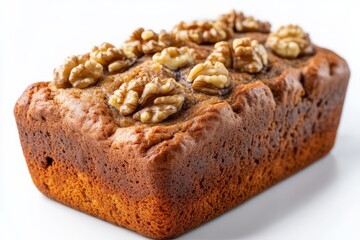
[[14, 30, 349, 239]]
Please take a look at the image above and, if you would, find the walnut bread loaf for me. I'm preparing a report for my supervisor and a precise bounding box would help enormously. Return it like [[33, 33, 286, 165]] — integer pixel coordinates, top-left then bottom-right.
[[14, 11, 350, 239]]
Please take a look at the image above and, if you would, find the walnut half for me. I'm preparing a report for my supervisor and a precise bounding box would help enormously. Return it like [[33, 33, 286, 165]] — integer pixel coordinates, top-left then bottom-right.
[[173, 20, 232, 44], [90, 42, 136, 73], [133, 95, 185, 123], [107, 78, 146, 116], [187, 61, 231, 95], [206, 41, 232, 68], [266, 25, 314, 58], [152, 47, 195, 70], [233, 37, 268, 73], [108, 77, 184, 123], [54, 54, 103, 89], [219, 11, 271, 33], [122, 28, 179, 56]]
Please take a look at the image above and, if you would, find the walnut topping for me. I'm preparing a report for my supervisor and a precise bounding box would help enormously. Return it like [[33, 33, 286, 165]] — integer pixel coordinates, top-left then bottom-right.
[[219, 11, 271, 33], [139, 77, 179, 106], [141, 29, 164, 54], [133, 95, 185, 123], [232, 37, 268, 73], [108, 77, 183, 123], [152, 47, 194, 70], [108, 79, 144, 116], [53, 54, 103, 89], [266, 25, 313, 59], [141, 30, 156, 41], [173, 20, 232, 44], [121, 28, 143, 57], [122, 28, 179, 56], [187, 61, 231, 95], [206, 41, 232, 68], [90, 42, 136, 73]]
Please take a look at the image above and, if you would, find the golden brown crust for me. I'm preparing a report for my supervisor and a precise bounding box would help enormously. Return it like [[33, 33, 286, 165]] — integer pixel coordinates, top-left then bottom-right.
[[14, 12, 350, 240]]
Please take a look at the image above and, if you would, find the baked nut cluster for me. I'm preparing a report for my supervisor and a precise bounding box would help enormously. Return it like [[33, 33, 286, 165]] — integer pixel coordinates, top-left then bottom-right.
[[173, 20, 231, 44], [52, 11, 315, 123], [54, 54, 103, 89], [205, 37, 268, 74], [219, 11, 271, 33], [122, 28, 179, 56], [266, 25, 313, 58], [90, 42, 136, 73], [133, 95, 185, 123], [187, 61, 231, 95], [108, 77, 147, 116], [108, 77, 184, 123], [152, 47, 195, 70], [233, 37, 268, 73], [54, 42, 136, 89], [207, 41, 232, 68]]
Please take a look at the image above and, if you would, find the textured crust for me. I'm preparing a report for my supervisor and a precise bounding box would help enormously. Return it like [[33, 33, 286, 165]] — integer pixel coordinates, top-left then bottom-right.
[[15, 34, 349, 239]]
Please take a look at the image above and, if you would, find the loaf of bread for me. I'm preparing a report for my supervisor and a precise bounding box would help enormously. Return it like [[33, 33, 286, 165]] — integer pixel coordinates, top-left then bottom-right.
[[14, 11, 350, 239]]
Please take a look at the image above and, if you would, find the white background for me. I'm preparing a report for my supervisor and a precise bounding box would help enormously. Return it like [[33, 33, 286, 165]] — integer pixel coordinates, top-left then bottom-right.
[[1, 0, 360, 239]]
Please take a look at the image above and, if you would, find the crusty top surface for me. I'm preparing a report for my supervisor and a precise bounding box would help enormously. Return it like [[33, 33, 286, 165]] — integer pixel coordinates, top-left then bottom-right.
[[17, 11, 350, 153], [48, 37, 311, 120]]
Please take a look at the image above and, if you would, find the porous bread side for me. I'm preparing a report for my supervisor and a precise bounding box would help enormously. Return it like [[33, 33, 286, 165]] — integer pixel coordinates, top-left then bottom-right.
[[14, 46, 349, 239], [16, 124, 336, 239]]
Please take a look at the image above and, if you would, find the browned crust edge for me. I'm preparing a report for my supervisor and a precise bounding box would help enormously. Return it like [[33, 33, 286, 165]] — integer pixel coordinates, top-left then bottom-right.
[[14, 46, 350, 239]]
